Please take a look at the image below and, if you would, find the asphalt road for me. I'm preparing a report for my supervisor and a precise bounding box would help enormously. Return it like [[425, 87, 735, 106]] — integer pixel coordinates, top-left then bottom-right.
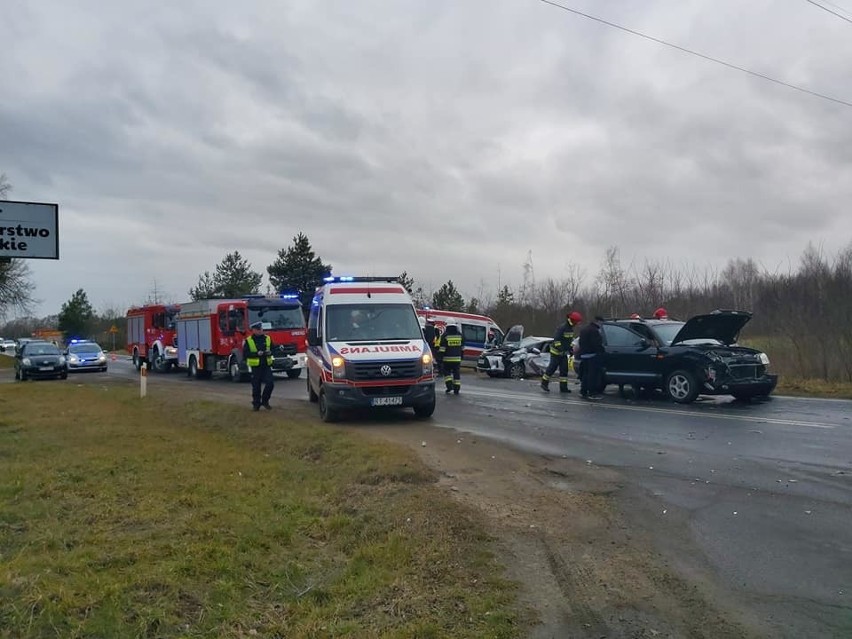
[[16, 356, 852, 637]]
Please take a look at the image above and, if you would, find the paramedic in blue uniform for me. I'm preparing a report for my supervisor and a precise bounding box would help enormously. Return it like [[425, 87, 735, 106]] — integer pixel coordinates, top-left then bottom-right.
[[243, 321, 276, 411]]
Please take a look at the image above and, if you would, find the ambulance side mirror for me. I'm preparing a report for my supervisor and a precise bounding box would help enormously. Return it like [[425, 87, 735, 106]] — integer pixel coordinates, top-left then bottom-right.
[[307, 328, 319, 346]]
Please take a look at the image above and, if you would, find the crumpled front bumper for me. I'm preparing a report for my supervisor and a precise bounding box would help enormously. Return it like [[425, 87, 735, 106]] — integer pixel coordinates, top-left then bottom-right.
[[704, 373, 778, 396], [476, 354, 507, 373]]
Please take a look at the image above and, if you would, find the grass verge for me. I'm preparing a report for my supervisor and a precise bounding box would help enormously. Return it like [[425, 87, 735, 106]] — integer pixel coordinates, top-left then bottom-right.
[[0, 384, 519, 638], [774, 377, 852, 400], [0, 355, 14, 370]]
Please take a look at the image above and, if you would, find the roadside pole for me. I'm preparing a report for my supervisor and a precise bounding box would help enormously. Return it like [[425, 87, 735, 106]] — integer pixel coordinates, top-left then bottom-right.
[[140, 363, 148, 398]]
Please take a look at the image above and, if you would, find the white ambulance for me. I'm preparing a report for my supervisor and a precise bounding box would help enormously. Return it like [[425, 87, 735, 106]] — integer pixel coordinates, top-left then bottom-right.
[[306, 277, 436, 422], [416, 308, 504, 364]]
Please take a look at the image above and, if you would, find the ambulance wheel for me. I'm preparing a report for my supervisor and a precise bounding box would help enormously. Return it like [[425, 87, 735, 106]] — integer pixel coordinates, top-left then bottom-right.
[[307, 376, 318, 403], [413, 399, 435, 419], [286, 369, 301, 379], [318, 388, 338, 423]]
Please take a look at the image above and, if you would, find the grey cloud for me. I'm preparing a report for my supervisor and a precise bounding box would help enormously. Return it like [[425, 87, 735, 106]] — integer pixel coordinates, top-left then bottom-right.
[[4, 0, 852, 314]]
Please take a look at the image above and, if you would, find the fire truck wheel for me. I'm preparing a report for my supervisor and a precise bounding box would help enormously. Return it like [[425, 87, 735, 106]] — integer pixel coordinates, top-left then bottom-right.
[[151, 347, 166, 373], [318, 388, 339, 423], [286, 369, 301, 379], [228, 356, 245, 383], [307, 376, 318, 403], [189, 356, 200, 379]]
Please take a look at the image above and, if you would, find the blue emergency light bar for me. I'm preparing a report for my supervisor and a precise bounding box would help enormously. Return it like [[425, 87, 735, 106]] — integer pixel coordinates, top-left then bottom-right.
[[322, 276, 399, 283], [278, 293, 300, 300]]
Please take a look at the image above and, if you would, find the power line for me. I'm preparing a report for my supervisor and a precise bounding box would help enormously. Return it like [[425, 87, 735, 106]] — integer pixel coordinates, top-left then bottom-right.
[[820, 0, 852, 17], [804, 0, 852, 25], [539, 0, 852, 109]]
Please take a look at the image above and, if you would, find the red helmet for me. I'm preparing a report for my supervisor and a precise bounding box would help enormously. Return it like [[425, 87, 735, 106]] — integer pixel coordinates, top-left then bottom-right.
[[567, 311, 583, 325], [653, 307, 668, 320], [630, 313, 641, 319]]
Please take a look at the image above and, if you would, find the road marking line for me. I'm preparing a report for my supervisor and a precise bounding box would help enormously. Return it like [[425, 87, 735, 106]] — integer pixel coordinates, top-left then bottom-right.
[[462, 387, 837, 430]]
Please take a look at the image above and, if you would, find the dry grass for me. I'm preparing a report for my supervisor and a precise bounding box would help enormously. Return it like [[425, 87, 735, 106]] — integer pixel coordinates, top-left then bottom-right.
[[741, 337, 852, 398], [0, 383, 519, 639]]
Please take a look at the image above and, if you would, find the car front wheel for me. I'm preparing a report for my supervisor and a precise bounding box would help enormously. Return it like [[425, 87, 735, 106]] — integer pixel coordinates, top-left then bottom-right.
[[665, 369, 699, 404], [507, 362, 525, 379]]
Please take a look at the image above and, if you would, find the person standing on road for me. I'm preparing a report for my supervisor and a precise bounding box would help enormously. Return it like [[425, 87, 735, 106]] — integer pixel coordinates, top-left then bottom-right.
[[578, 316, 605, 399], [422, 320, 440, 360], [438, 322, 464, 395], [541, 311, 583, 393], [243, 321, 275, 411]]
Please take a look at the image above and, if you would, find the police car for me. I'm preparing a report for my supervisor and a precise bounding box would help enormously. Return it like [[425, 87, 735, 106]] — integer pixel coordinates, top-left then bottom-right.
[[65, 340, 109, 372]]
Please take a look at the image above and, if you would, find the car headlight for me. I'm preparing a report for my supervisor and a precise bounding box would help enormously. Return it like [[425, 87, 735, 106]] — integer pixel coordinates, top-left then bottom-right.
[[331, 356, 346, 378], [22, 357, 31, 366], [68, 355, 79, 362], [758, 352, 770, 366], [422, 352, 433, 375], [98, 354, 106, 362], [164, 346, 177, 356]]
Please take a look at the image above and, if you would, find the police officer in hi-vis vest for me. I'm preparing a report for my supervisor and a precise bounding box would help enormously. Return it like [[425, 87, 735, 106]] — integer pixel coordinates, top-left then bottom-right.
[[438, 322, 464, 394], [243, 321, 276, 411], [541, 310, 583, 393]]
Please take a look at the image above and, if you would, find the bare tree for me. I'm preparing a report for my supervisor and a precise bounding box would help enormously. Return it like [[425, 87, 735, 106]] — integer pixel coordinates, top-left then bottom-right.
[[0, 174, 37, 318]]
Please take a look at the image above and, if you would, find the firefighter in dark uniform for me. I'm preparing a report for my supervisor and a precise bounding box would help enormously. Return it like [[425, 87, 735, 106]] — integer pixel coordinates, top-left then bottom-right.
[[422, 320, 439, 360], [541, 311, 583, 393], [438, 322, 464, 394], [243, 321, 275, 411]]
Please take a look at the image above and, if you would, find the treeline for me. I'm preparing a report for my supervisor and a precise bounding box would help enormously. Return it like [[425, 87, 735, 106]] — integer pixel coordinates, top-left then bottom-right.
[[4, 235, 851, 382], [454, 244, 852, 383]]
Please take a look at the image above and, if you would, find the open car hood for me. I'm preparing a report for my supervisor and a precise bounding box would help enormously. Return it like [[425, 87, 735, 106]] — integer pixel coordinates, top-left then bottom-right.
[[503, 324, 524, 345], [670, 311, 751, 345]]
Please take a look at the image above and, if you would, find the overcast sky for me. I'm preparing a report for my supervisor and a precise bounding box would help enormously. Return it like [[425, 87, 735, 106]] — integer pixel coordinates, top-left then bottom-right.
[[2, 0, 851, 316]]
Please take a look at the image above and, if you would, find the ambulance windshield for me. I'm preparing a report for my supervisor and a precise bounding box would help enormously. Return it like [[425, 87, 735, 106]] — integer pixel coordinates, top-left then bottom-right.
[[326, 304, 422, 342]]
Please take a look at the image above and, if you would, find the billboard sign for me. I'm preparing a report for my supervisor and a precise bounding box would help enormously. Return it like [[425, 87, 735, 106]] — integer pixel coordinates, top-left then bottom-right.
[[0, 200, 59, 260]]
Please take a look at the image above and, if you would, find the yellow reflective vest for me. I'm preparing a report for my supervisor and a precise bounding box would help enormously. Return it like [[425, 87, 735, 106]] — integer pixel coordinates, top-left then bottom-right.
[[245, 335, 273, 367]]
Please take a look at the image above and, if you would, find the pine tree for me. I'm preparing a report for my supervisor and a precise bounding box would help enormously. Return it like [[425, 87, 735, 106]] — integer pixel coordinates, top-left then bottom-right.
[[398, 271, 415, 294], [432, 280, 465, 311], [58, 289, 96, 340], [189, 252, 262, 300], [267, 233, 332, 309]]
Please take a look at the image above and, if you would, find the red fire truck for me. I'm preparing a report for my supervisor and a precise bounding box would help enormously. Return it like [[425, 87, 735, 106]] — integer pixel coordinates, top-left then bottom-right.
[[126, 304, 180, 372], [175, 295, 307, 381]]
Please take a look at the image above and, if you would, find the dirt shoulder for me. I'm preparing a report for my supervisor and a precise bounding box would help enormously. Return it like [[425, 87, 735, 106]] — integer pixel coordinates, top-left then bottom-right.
[[357, 422, 764, 639]]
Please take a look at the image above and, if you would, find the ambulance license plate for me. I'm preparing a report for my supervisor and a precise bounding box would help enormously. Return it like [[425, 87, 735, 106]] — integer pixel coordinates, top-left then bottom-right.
[[371, 396, 403, 407]]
